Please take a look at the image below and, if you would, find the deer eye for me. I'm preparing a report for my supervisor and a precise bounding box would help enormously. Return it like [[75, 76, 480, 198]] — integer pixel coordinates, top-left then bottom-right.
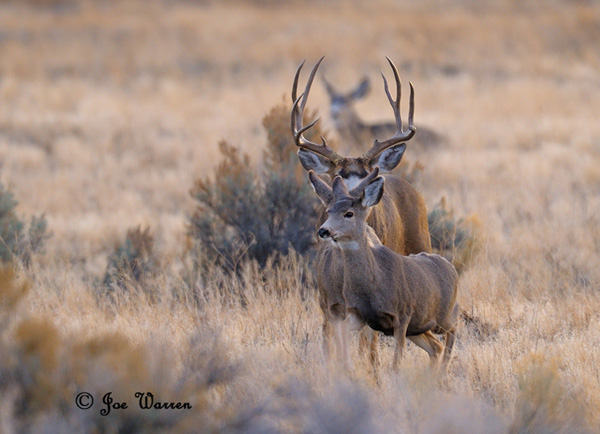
[[344, 211, 354, 218]]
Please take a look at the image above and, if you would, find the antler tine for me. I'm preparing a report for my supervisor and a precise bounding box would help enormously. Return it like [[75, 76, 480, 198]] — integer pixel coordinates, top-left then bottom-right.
[[384, 56, 401, 127], [362, 57, 416, 161], [291, 57, 323, 134], [291, 59, 305, 104], [408, 81, 415, 129], [290, 57, 342, 162], [349, 167, 380, 197]]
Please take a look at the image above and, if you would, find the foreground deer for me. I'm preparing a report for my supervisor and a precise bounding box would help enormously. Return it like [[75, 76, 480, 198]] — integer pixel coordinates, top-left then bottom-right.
[[322, 75, 443, 152], [292, 57, 431, 365], [309, 168, 459, 369]]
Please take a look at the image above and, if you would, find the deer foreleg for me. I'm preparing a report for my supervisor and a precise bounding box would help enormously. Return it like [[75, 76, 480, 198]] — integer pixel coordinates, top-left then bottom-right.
[[393, 315, 410, 370], [342, 310, 366, 371]]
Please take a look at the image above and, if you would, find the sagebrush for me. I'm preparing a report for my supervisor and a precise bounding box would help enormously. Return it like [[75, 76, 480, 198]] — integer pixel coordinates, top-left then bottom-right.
[[103, 225, 159, 292], [187, 101, 323, 273], [428, 196, 481, 273], [0, 183, 50, 267]]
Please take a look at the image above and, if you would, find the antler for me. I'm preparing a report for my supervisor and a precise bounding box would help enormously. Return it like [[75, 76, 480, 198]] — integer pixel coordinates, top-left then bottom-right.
[[348, 167, 380, 198], [330, 167, 381, 200], [291, 57, 342, 163], [362, 57, 416, 161]]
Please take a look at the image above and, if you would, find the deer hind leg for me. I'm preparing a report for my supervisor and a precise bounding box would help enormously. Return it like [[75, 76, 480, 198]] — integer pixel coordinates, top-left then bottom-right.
[[441, 304, 460, 369], [408, 331, 444, 368], [442, 328, 457, 369]]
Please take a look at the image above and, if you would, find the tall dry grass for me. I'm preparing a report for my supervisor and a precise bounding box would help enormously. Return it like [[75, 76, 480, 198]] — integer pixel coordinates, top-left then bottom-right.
[[1, 0, 599, 432]]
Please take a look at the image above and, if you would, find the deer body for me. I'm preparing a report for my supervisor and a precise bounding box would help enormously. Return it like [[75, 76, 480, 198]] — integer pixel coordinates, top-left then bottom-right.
[[310, 169, 459, 369], [341, 247, 458, 338]]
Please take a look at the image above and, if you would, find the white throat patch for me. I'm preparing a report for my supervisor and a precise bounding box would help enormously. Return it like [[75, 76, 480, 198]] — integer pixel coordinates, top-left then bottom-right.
[[337, 240, 360, 251], [343, 175, 364, 191]]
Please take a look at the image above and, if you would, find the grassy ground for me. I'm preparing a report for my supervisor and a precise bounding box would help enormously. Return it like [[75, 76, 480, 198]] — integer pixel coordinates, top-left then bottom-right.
[[1, 0, 600, 432]]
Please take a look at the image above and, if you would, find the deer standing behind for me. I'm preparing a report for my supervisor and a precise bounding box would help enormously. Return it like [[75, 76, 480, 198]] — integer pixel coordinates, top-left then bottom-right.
[[309, 169, 460, 370], [323, 74, 443, 154], [291, 57, 432, 367]]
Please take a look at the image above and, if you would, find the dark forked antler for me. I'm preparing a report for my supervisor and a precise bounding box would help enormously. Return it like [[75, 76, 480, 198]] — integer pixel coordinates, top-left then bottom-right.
[[348, 167, 380, 198], [362, 57, 416, 161], [330, 167, 382, 201], [291, 57, 342, 163]]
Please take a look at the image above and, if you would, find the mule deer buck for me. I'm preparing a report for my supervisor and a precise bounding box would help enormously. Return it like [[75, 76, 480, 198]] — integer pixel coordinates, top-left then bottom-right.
[[291, 57, 432, 365], [322, 73, 443, 153], [309, 168, 459, 370]]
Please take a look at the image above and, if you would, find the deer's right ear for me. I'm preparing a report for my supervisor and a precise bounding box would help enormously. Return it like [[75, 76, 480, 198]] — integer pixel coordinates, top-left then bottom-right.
[[298, 148, 335, 174], [308, 171, 333, 205]]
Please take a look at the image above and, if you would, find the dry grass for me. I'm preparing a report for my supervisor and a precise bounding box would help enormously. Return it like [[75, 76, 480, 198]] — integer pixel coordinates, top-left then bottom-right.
[[1, 0, 600, 432]]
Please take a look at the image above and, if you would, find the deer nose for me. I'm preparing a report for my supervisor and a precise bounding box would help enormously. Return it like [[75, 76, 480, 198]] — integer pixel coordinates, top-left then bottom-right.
[[318, 228, 331, 239]]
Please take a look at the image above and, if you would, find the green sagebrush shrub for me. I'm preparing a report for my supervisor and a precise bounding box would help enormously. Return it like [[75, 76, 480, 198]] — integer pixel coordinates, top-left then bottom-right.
[[428, 197, 481, 273], [187, 101, 322, 272], [103, 226, 159, 291], [0, 183, 50, 267]]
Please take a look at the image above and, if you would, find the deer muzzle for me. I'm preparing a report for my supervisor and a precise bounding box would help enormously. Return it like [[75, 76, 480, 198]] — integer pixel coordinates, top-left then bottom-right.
[[318, 227, 331, 240]]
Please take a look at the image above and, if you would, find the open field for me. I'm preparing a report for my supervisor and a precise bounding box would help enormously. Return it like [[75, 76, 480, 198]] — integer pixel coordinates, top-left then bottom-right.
[[1, 0, 600, 432]]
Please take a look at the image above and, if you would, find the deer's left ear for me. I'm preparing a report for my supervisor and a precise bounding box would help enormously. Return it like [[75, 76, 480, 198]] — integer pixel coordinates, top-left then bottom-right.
[[369, 143, 406, 172], [361, 176, 385, 208]]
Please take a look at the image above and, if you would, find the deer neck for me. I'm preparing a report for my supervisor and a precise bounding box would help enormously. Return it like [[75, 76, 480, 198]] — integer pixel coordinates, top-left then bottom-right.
[[334, 108, 365, 135], [338, 235, 381, 294]]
